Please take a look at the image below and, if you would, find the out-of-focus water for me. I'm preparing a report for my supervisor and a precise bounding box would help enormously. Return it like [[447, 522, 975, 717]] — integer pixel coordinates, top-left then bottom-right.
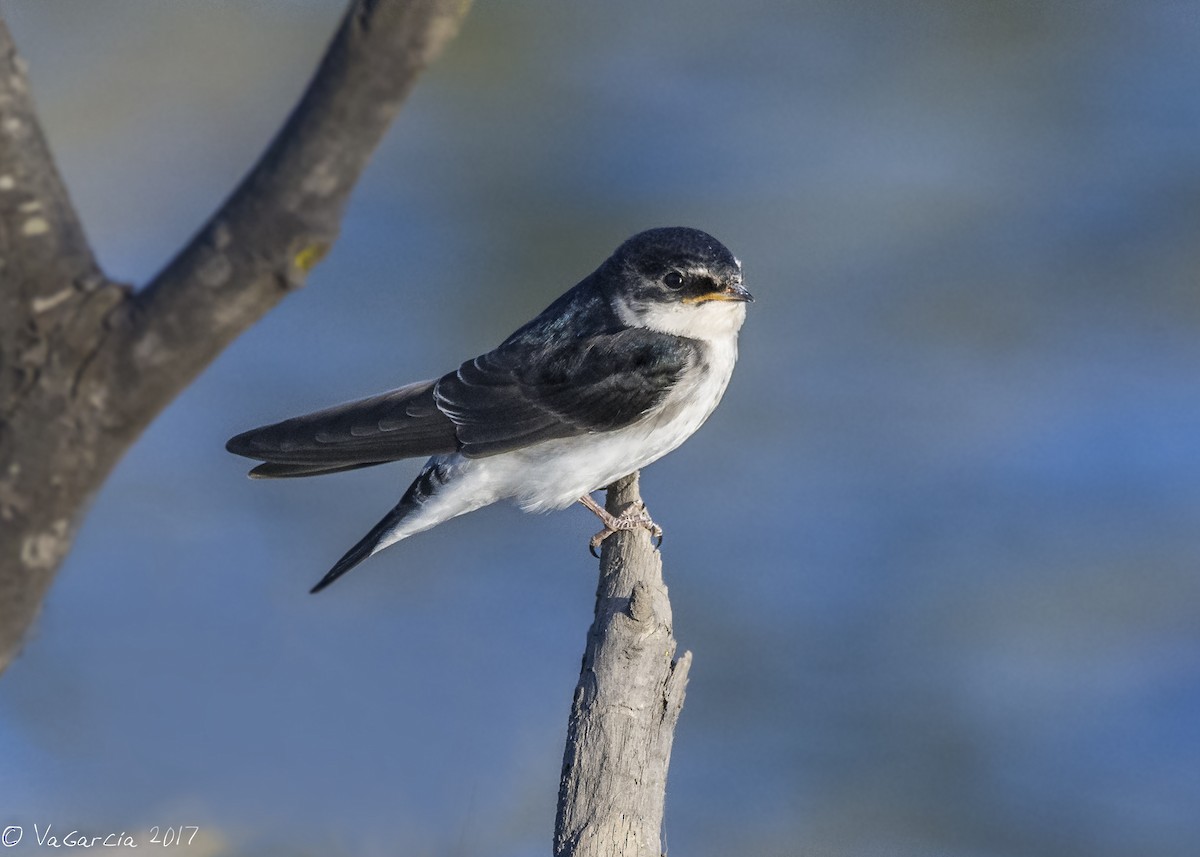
[[1, 2, 1198, 855]]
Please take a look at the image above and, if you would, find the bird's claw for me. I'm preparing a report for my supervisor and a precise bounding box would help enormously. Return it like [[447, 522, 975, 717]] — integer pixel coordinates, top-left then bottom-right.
[[587, 507, 664, 558]]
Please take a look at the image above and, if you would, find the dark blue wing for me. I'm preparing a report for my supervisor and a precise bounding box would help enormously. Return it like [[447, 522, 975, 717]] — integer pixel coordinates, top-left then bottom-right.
[[435, 326, 696, 458], [225, 380, 459, 477], [227, 275, 696, 474]]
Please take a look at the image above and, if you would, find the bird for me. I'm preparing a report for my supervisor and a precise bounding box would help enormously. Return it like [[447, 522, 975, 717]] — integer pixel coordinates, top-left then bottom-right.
[[226, 227, 752, 593]]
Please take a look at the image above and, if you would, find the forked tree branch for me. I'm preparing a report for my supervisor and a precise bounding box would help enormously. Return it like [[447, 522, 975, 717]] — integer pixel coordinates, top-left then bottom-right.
[[556, 472, 692, 857], [0, 0, 471, 672]]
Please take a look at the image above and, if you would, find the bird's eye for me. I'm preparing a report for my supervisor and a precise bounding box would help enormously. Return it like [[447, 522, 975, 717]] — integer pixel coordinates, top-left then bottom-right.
[[663, 271, 685, 289]]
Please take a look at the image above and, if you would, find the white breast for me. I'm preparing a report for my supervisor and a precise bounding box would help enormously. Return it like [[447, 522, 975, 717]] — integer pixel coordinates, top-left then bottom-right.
[[498, 299, 746, 512]]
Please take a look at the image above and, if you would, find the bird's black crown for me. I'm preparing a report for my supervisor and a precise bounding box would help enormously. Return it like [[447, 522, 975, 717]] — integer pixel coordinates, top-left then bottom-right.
[[607, 227, 743, 305]]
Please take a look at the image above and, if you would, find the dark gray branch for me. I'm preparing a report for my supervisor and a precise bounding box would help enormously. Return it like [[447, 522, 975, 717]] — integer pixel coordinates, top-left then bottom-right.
[[0, 14, 129, 671], [0, 16, 103, 323], [0, 0, 470, 672], [0, 15, 115, 418], [556, 473, 692, 857]]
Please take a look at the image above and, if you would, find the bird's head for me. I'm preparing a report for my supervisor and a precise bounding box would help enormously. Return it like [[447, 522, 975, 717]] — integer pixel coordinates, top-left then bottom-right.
[[604, 227, 752, 341]]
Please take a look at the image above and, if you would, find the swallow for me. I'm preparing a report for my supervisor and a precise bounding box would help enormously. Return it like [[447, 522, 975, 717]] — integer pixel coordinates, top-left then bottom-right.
[[226, 227, 752, 592]]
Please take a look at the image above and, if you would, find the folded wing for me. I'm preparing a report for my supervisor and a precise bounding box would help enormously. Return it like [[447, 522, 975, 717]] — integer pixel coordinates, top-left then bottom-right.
[[438, 326, 696, 458], [227, 329, 695, 477], [226, 380, 459, 478]]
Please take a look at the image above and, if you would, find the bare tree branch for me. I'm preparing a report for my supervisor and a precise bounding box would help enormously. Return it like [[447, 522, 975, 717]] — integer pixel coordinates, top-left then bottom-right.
[[0, 15, 129, 670], [0, 0, 471, 672], [0, 16, 103, 317], [556, 472, 692, 857], [0, 14, 118, 429]]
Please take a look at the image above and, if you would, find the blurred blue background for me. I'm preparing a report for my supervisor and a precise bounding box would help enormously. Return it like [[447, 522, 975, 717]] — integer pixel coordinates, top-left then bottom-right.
[[2, 1, 1199, 855]]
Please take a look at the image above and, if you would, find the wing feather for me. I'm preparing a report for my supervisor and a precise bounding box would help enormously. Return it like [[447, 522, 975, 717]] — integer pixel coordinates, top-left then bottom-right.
[[226, 380, 459, 475], [435, 327, 696, 458], [227, 318, 696, 476]]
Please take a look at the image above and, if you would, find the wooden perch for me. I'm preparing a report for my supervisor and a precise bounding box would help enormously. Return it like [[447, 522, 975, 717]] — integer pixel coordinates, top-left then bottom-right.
[[556, 472, 692, 857]]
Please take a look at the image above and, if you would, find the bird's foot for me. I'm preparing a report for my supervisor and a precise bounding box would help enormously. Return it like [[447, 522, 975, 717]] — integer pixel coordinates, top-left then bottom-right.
[[578, 494, 664, 558]]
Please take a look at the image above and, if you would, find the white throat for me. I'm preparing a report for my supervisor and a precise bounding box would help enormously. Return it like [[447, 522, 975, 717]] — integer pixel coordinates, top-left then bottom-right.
[[614, 295, 747, 343]]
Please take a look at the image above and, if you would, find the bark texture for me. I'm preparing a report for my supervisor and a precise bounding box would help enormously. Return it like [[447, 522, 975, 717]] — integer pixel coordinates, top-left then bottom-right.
[[555, 473, 692, 857], [0, 0, 471, 673]]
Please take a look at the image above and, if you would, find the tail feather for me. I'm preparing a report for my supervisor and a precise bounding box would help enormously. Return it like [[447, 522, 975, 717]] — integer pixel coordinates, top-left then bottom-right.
[[250, 460, 384, 479], [310, 501, 411, 594], [225, 379, 459, 477], [308, 458, 458, 593]]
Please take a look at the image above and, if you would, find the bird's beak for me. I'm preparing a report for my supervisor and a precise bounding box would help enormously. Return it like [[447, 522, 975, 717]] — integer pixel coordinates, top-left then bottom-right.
[[690, 281, 754, 304]]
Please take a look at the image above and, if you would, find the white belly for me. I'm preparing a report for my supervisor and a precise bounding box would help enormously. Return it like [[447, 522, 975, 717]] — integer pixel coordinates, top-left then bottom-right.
[[501, 333, 739, 511]]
